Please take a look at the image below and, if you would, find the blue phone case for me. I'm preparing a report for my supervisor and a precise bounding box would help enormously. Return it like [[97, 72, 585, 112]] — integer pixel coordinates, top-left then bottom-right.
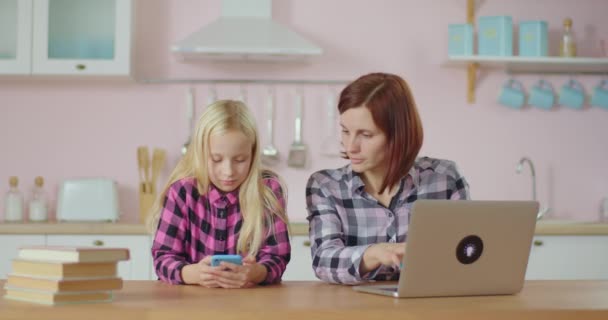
[[210, 254, 243, 266]]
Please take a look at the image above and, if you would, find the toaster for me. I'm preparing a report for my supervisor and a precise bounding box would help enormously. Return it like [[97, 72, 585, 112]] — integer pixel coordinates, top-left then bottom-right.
[[56, 178, 120, 222]]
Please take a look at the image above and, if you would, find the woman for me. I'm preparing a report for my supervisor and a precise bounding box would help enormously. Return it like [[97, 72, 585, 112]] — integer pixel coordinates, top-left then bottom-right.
[[306, 73, 470, 285]]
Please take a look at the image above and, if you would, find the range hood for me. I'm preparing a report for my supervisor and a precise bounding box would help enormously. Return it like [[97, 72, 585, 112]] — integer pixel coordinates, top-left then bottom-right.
[[171, 0, 323, 61]]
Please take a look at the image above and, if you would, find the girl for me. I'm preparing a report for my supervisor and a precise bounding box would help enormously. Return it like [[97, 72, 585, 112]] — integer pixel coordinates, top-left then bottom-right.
[[150, 100, 290, 288], [306, 73, 470, 285]]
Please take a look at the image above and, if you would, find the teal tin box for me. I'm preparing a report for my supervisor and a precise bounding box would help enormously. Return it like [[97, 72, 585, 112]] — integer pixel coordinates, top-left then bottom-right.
[[448, 23, 474, 56], [478, 16, 513, 56], [519, 21, 548, 57]]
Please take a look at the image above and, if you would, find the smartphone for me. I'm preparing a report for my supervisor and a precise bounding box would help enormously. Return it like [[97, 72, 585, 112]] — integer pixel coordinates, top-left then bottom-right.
[[210, 254, 243, 267]]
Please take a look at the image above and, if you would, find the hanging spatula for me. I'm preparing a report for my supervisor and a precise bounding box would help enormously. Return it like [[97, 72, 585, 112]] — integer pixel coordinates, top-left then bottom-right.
[[287, 90, 307, 168]]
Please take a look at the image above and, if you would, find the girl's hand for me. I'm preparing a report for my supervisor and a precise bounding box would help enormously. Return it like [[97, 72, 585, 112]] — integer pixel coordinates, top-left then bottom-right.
[[180, 256, 221, 287], [210, 256, 267, 289], [197, 255, 221, 288]]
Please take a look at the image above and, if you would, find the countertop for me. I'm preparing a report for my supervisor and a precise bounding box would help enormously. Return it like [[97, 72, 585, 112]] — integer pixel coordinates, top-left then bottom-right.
[[1, 280, 607, 319], [0, 221, 606, 236]]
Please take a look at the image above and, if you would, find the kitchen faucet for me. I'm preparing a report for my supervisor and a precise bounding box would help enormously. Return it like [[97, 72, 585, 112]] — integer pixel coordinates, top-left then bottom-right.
[[516, 157, 550, 220]]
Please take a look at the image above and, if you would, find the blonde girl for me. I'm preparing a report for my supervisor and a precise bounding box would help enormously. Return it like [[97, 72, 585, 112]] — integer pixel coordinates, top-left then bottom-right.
[[149, 100, 290, 288]]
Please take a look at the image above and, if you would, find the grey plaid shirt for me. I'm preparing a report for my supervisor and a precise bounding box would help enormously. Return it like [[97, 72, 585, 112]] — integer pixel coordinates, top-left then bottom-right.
[[306, 157, 470, 284]]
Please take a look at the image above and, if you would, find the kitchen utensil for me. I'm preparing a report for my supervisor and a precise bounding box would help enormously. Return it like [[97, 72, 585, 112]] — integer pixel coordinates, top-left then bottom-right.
[[238, 84, 247, 103], [262, 87, 280, 165], [150, 148, 167, 195], [137, 146, 150, 193], [181, 88, 195, 156], [320, 89, 342, 157], [498, 79, 526, 109], [206, 84, 217, 108], [558, 79, 585, 109], [529, 79, 555, 110], [287, 90, 307, 168], [591, 79, 608, 109]]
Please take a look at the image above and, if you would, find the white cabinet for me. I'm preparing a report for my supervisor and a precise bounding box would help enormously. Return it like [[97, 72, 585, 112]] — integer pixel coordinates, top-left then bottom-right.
[[0, 0, 33, 74], [282, 236, 318, 281], [526, 236, 608, 280], [46, 235, 153, 280], [0, 0, 132, 76], [0, 235, 46, 279]]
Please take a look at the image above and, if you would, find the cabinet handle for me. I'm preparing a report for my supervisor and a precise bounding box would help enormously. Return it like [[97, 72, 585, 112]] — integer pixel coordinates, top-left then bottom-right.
[[302, 240, 311, 247], [76, 64, 86, 70], [93, 240, 104, 246], [533, 240, 543, 246]]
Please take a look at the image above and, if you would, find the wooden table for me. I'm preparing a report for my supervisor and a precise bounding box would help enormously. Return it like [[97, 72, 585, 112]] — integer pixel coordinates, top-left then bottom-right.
[[1, 280, 607, 320]]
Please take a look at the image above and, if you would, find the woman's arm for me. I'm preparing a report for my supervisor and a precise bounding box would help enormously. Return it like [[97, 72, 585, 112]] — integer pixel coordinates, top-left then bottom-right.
[[306, 173, 380, 285], [448, 162, 471, 200]]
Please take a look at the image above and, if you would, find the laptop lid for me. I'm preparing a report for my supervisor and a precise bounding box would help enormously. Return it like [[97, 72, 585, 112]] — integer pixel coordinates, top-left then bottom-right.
[[354, 200, 539, 298]]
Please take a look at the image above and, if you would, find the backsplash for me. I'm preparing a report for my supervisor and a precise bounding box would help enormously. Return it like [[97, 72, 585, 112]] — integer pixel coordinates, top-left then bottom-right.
[[1, 0, 608, 223]]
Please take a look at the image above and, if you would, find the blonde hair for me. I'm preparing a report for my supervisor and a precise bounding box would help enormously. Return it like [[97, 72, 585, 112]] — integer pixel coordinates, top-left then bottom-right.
[[147, 100, 289, 258]]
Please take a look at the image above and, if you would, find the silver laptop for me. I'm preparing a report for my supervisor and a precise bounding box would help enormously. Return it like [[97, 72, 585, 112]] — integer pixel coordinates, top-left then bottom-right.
[[353, 200, 539, 298]]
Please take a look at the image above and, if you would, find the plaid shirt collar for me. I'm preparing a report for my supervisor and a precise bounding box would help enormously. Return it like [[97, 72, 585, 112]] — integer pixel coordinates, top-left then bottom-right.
[[207, 183, 239, 209], [347, 164, 420, 196]]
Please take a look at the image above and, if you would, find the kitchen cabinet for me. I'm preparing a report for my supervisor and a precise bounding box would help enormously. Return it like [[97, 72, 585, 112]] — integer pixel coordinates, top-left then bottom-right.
[[282, 235, 318, 281], [526, 235, 608, 280], [0, 235, 46, 279], [46, 235, 153, 280], [0, 0, 132, 76], [0, 0, 32, 74]]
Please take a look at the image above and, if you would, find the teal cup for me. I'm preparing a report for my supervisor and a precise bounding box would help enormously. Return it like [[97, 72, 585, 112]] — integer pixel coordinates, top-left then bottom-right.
[[529, 80, 555, 110], [498, 79, 526, 109], [559, 79, 585, 109], [591, 80, 608, 110]]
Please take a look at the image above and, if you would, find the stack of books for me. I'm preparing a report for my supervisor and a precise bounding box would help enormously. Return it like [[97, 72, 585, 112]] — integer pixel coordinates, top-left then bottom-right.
[[3, 246, 130, 305]]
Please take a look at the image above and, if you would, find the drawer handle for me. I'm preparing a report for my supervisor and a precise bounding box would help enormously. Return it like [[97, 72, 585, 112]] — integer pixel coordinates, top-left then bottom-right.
[[76, 64, 86, 70], [303, 240, 311, 247], [93, 240, 104, 246], [533, 240, 543, 246]]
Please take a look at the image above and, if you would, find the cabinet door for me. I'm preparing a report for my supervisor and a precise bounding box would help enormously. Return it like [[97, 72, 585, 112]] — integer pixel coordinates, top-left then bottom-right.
[[0, 0, 32, 74], [46, 235, 153, 280], [282, 235, 318, 281], [526, 236, 608, 280], [0, 235, 46, 279], [32, 0, 132, 75]]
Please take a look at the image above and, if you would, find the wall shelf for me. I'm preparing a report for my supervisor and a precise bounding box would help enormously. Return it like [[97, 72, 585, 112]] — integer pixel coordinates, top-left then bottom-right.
[[444, 56, 608, 74]]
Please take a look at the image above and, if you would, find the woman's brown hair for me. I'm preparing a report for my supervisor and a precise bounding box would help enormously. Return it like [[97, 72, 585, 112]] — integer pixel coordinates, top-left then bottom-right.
[[338, 72, 423, 193]]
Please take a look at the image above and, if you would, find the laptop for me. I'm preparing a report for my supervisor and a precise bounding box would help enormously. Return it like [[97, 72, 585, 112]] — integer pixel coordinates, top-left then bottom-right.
[[353, 200, 539, 298]]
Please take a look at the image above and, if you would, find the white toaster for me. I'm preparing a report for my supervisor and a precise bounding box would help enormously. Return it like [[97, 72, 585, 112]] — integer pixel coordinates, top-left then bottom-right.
[[56, 178, 120, 222]]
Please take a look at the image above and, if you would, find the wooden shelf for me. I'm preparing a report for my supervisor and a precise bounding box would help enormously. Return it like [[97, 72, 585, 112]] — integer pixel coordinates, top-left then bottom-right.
[[445, 56, 608, 74]]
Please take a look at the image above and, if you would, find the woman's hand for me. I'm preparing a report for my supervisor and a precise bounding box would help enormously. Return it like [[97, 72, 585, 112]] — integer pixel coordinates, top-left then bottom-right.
[[208, 256, 268, 289], [360, 243, 406, 275]]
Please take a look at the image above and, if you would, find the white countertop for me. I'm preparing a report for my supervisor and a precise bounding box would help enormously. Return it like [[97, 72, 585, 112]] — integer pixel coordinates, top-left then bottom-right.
[[0, 221, 606, 236]]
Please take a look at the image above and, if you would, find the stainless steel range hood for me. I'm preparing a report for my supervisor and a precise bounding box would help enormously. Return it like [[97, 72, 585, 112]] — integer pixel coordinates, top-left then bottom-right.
[[171, 0, 323, 61]]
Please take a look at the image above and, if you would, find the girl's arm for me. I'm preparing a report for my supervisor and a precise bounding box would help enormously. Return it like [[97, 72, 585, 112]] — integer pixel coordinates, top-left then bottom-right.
[[151, 184, 190, 284], [255, 177, 291, 284]]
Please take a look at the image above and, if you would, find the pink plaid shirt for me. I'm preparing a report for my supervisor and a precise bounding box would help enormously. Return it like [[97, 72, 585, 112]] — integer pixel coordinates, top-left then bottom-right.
[[152, 175, 290, 285]]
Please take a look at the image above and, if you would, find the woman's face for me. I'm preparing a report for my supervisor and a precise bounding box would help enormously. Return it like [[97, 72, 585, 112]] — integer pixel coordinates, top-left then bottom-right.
[[207, 129, 253, 192], [340, 106, 388, 174]]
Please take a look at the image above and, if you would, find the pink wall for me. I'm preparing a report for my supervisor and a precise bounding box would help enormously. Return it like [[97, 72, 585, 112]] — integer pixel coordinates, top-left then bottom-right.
[[1, 0, 608, 223]]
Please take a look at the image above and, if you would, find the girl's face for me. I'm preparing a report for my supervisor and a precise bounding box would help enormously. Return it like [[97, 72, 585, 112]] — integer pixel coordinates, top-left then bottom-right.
[[340, 106, 388, 174], [208, 129, 253, 193]]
